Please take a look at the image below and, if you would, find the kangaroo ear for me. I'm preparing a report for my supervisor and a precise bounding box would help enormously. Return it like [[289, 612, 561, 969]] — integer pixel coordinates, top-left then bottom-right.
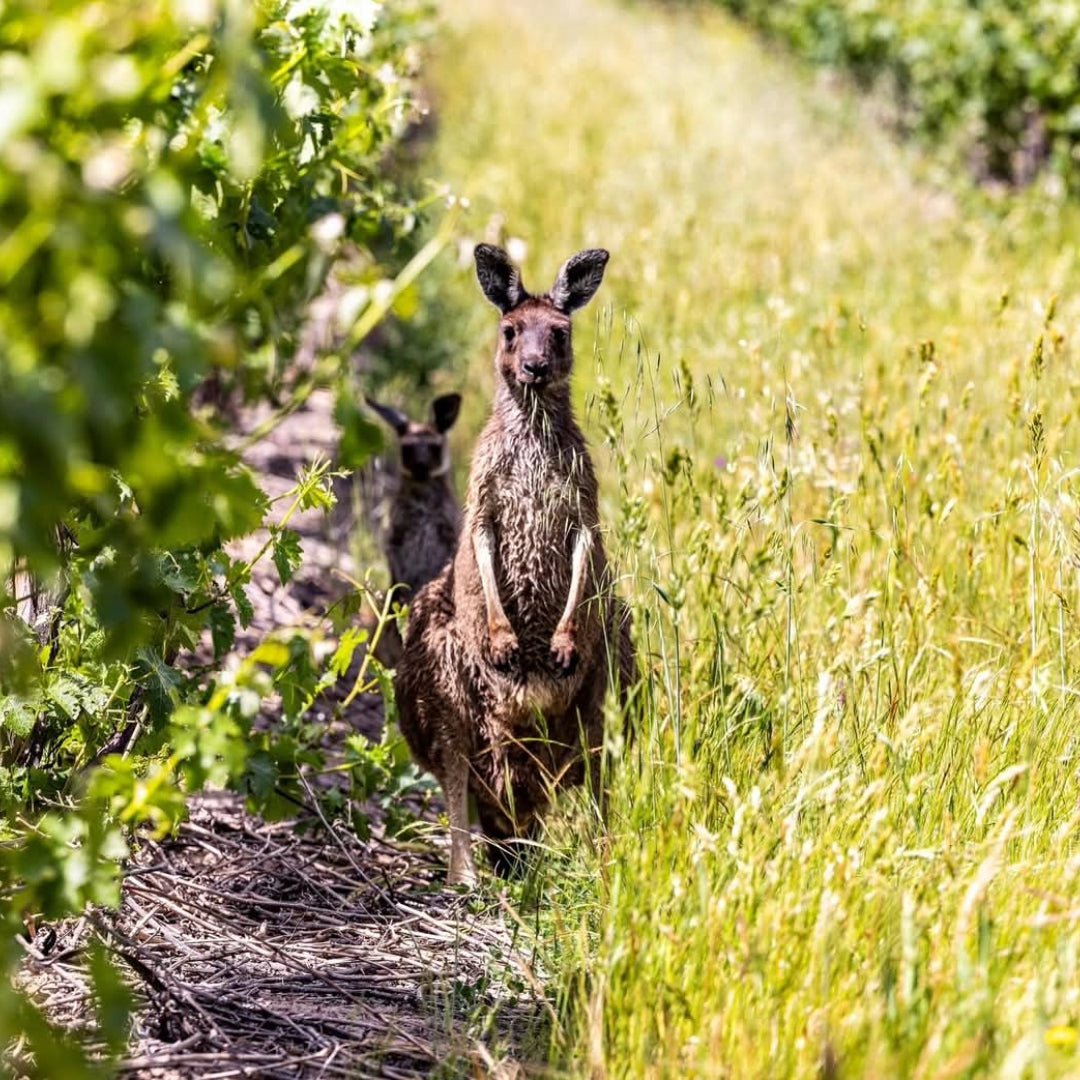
[[550, 248, 609, 314], [474, 243, 527, 313], [431, 393, 462, 434], [365, 397, 409, 435]]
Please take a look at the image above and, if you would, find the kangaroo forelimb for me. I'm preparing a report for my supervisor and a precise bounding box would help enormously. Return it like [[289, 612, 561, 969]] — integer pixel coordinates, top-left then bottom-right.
[[550, 527, 592, 674], [473, 525, 518, 668]]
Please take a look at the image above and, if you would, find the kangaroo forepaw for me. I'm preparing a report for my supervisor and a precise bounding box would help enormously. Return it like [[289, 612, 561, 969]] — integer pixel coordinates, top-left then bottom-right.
[[550, 628, 578, 677], [488, 623, 519, 672]]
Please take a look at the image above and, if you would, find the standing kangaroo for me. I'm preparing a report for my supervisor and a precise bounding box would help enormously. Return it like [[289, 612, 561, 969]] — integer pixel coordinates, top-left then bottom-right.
[[395, 244, 634, 886], [366, 393, 463, 600]]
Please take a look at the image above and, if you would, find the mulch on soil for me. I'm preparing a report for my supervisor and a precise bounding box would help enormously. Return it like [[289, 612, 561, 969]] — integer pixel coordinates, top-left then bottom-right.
[[21, 794, 547, 1079]]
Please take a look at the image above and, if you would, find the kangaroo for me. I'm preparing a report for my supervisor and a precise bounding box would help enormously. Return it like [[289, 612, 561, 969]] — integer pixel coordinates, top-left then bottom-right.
[[395, 245, 635, 886], [366, 393, 463, 600]]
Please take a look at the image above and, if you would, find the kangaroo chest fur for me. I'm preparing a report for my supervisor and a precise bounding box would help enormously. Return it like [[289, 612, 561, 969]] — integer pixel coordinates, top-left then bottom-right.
[[493, 440, 590, 619], [465, 406, 605, 671]]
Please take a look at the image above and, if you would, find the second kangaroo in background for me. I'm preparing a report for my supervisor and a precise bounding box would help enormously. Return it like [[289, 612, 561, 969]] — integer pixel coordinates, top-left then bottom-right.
[[367, 393, 463, 602], [395, 245, 635, 886]]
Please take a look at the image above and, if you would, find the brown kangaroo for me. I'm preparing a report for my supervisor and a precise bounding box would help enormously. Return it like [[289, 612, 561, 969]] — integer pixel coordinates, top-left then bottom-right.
[[394, 245, 635, 885], [366, 393, 463, 600]]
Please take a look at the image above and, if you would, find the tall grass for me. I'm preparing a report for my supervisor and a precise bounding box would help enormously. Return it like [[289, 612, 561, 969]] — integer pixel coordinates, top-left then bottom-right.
[[410, 0, 1080, 1073]]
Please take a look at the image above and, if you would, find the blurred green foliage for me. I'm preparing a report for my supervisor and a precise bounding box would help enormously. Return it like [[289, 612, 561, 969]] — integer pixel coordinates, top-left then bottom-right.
[[713, 0, 1080, 188], [0, 0, 433, 1067]]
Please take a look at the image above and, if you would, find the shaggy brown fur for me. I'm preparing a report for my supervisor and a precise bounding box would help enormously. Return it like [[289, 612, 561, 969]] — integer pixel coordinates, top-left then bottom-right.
[[395, 245, 635, 885]]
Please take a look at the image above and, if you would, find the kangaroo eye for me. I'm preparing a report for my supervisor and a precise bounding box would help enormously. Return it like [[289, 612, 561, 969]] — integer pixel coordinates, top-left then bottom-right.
[[551, 326, 568, 347], [502, 325, 515, 345]]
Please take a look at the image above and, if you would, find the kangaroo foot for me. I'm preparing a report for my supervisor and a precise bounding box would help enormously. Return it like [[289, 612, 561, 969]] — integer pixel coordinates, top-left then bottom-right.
[[446, 856, 478, 889]]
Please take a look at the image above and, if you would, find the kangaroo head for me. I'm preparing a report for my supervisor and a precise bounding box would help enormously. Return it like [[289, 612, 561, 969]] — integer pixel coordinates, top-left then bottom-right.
[[474, 244, 609, 392], [366, 393, 461, 481]]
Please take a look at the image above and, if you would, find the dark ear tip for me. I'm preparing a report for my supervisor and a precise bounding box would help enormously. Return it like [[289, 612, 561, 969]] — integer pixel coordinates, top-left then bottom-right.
[[474, 243, 507, 264], [366, 396, 408, 430], [577, 248, 610, 270], [432, 391, 462, 432]]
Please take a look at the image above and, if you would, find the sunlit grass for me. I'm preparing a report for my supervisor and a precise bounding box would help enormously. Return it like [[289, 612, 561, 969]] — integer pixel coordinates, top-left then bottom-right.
[[403, 0, 1080, 1073]]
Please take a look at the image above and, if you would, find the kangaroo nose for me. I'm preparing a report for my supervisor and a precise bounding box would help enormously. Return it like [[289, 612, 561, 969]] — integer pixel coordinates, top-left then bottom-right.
[[522, 358, 549, 378]]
